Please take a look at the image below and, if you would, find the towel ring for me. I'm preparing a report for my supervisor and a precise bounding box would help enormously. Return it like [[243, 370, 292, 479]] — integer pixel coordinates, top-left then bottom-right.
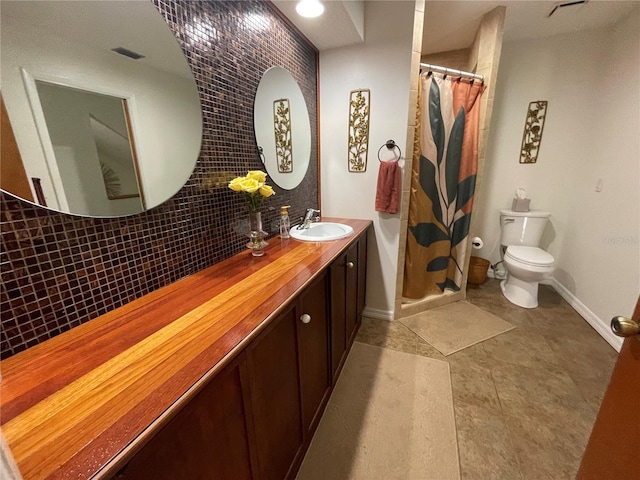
[[378, 140, 402, 162]]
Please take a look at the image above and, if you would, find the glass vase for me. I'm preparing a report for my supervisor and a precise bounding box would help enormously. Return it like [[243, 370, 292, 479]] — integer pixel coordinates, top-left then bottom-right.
[[247, 210, 268, 256]]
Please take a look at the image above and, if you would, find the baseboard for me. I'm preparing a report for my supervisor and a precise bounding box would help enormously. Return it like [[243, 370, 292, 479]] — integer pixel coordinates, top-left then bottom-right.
[[362, 306, 394, 322], [548, 278, 623, 352]]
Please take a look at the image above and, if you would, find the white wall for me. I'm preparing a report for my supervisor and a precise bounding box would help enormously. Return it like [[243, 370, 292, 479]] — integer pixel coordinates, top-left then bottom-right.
[[475, 6, 640, 348], [320, 1, 415, 319]]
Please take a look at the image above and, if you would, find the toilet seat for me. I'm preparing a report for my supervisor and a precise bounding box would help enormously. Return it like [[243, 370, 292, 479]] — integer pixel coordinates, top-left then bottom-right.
[[505, 246, 554, 267]]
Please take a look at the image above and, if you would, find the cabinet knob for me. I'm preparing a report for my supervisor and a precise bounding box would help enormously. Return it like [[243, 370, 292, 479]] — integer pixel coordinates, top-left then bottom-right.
[[300, 313, 311, 324], [346, 261, 355, 269]]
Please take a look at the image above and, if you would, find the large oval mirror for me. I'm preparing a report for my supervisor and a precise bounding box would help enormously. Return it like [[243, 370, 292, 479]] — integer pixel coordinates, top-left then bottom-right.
[[0, 1, 202, 217], [254, 66, 311, 190]]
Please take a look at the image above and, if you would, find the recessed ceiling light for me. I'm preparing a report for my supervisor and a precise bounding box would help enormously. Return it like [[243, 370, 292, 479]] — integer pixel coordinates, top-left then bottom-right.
[[296, 0, 324, 18]]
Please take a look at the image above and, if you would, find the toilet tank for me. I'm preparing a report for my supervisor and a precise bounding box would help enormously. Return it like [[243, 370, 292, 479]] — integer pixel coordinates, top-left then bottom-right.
[[500, 210, 551, 247]]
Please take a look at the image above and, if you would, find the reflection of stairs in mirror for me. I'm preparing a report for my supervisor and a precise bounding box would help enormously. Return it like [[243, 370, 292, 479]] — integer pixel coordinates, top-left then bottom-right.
[[89, 113, 142, 202], [89, 113, 128, 139], [90, 114, 131, 199], [100, 162, 121, 198], [89, 114, 131, 162]]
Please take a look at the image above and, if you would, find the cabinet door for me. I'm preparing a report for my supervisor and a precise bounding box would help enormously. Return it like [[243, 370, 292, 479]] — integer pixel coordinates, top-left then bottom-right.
[[345, 241, 359, 347], [330, 233, 367, 383], [297, 272, 330, 434], [356, 231, 368, 321], [246, 306, 303, 480], [330, 251, 347, 383], [114, 356, 254, 480]]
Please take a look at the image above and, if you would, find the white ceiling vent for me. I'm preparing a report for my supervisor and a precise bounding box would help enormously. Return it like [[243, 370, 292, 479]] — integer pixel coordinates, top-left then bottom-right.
[[111, 47, 145, 60], [547, 0, 589, 18]]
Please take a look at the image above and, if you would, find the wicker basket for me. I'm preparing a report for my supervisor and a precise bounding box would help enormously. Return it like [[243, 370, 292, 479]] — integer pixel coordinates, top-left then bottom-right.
[[468, 256, 490, 285]]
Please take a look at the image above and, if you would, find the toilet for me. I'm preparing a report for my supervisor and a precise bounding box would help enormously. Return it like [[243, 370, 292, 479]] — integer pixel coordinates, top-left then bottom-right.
[[499, 210, 555, 308]]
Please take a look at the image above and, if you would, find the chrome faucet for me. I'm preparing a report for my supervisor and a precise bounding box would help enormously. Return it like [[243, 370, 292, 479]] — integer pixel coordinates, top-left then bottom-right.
[[300, 208, 320, 229]]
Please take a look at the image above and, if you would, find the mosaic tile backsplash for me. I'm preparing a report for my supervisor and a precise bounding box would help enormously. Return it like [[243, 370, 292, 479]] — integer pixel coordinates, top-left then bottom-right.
[[1, 0, 318, 358]]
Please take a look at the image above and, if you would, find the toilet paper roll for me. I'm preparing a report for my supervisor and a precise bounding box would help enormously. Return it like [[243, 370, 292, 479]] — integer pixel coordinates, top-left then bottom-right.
[[471, 237, 484, 249]]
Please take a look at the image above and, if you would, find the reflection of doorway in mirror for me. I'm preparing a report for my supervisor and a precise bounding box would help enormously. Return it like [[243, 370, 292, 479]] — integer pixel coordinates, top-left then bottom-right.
[[34, 80, 145, 215], [273, 98, 293, 173]]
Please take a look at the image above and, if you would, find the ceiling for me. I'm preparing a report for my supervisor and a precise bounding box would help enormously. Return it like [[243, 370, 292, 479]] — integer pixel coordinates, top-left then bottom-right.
[[272, 0, 638, 53], [271, 0, 366, 50], [1, 1, 193, 79], [422, 0, 637, 55]]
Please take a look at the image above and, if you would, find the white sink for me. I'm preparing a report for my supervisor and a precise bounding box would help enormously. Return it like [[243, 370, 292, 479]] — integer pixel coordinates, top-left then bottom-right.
[[290, 222, 354, 242]]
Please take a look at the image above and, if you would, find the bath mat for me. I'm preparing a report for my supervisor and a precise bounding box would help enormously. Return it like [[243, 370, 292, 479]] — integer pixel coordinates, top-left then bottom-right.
[[296, 342, 460, 480], [399, 301, 515, 356]]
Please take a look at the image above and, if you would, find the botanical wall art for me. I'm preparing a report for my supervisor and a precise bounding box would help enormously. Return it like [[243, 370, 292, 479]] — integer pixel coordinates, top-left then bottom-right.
[[348, 88, 370, 172], [273, 98, 293, 173], [520, 100, 548, 164]]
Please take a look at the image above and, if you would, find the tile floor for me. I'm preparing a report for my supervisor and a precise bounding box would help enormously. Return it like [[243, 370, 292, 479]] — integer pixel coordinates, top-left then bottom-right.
[[356, 279, 618, 480]]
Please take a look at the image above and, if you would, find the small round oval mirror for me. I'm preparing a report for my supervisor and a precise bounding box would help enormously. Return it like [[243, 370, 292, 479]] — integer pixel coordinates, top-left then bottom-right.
[[1, 1, 202, 217], [253, 66, 311, 190]]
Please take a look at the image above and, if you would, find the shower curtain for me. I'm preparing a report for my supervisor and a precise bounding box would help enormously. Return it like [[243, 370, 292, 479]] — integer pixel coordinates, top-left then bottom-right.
[[403, 73, 485, 299]]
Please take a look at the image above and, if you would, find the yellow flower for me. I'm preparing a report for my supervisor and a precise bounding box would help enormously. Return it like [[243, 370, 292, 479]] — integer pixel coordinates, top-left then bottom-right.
[[239, 177, 261, 193], [247, 170, 267, 182], [259, 185, 275, 198], [228, 177, 244, 191], [228, 170, 274, 212]]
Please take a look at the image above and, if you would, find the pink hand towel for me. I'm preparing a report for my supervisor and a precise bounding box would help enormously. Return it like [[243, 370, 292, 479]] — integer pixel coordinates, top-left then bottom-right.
[[375, 160, 401, 214]]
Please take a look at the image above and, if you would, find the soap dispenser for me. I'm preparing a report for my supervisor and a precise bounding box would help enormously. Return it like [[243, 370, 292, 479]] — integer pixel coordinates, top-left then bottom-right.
[[280, 205, 291, 239]]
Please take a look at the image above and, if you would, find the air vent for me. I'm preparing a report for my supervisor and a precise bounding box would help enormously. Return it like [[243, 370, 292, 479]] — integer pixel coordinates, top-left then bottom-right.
[[547, 0, 589, 17], [111, 47, 145, 60]]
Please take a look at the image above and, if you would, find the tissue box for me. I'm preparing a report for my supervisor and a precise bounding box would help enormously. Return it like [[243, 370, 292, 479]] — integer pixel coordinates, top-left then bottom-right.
[[512, 198, 530, 212]]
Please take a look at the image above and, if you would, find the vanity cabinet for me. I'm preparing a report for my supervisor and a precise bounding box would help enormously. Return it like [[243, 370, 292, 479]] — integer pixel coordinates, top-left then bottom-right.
[[330, 231, 367, 382], [2, 219, 371, 480], [114, 272, 331, 480], [114, 355, 255, 480]]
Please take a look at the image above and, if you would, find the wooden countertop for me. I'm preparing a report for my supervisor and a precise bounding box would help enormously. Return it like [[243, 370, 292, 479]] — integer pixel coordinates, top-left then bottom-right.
[[0, 218, 371, 480]]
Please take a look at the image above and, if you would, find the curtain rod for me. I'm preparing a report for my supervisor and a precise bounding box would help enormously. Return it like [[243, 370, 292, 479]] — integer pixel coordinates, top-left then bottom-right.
[[420, 63, 484, 83]]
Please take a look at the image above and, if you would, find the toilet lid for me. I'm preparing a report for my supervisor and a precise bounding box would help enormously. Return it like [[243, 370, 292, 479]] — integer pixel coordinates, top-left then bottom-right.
[[505, 246, 554, 266]]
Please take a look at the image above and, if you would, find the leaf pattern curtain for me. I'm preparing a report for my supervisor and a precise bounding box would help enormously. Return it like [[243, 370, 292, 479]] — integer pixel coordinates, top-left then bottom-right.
[[403, 74, 485, 299]]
